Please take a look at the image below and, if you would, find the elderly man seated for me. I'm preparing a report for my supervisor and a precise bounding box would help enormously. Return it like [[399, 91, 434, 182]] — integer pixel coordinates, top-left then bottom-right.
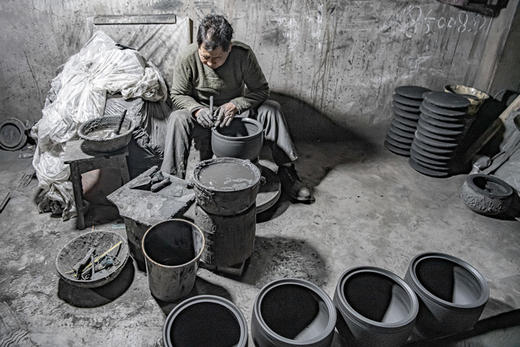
[[161, 14, 314, 203]]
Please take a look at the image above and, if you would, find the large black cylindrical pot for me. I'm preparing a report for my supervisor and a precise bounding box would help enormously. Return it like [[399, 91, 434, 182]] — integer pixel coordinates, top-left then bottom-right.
[[163, 295, 248, 347], [212, 117, 264, 161], [252, 278, 336, 347], [333, 266, 419, 347], [404, 252, 489, 338]]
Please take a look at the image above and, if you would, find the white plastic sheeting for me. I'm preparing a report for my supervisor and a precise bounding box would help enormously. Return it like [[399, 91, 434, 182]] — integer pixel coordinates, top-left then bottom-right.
[[32, 31, 167, 219]]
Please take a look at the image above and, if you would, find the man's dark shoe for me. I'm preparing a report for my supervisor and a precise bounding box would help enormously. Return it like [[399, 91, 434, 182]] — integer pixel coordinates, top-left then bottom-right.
[[278, 164, 315, 203]]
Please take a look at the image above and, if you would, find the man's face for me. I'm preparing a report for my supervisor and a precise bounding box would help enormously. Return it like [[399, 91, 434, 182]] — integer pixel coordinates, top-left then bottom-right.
[[198, 44, 231, 69]]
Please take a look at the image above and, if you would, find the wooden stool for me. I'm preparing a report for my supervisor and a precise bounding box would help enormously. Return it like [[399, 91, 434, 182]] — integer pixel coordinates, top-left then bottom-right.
[[63, 140, 130, 230]]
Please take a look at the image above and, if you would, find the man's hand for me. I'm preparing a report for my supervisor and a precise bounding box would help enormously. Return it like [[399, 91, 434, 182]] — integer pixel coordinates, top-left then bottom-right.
[[214, 102, 238, 128], [194, 108, 214, 128]]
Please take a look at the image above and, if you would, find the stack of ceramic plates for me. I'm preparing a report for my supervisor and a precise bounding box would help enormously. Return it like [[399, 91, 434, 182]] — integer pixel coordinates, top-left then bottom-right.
[[409, 91, 470, 177], [385, 86, 431, 156]]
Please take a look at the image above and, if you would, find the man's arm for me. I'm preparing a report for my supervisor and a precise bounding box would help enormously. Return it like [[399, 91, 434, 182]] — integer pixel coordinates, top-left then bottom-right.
[[230, 49, 269, 113], [169, 57, 204, 115]]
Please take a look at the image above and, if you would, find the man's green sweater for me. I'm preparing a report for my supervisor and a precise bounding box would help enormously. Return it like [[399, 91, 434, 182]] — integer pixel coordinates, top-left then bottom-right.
[[169, 41, 269, 115]]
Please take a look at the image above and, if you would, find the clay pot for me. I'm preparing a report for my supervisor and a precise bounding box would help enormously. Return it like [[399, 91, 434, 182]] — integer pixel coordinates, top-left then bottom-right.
[[78, 116, 134, 153], [334, 266, 418, 347], [192, 157, 261, 216], [163, 295, 248, 347], [211, 117, 263, 160], [461, 174, 515, 216], [404, 252, 489, 338], [252, 278, 336, 347]]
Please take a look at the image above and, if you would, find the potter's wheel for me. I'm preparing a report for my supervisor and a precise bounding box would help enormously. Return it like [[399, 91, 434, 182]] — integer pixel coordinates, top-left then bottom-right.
[[256, 161, 281, 214]]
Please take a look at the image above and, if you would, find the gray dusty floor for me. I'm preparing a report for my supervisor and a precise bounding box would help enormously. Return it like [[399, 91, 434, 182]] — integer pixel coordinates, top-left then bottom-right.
[[0, 139, 519, 346]]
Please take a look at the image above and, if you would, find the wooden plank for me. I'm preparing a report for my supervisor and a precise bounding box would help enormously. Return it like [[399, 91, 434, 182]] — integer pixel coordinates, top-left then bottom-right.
[[464, 95, 520, 164], [93, 14, 176, 25]]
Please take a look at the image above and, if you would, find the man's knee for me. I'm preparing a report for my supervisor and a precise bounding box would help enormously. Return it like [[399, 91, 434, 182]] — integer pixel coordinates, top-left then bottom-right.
[[167, 109, 192, 127], [259, 99, 282, 114]]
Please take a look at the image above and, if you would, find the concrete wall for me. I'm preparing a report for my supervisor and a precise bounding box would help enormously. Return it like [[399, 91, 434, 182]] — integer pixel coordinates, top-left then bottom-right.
[[1, 0, 518, 139]]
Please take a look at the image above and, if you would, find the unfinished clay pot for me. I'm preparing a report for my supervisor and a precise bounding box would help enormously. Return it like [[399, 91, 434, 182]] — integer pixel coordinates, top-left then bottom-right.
[[78, 116, 134, 153], [212, 117, 264, 160], [461, 174, 515, 216], [405, 252, 489, 338], [192, 157, 261, 216], [395, 86, 431, 100], [164, 295, 248, 347], [334, 266, 419, 347], [252, 278, 336, 347]]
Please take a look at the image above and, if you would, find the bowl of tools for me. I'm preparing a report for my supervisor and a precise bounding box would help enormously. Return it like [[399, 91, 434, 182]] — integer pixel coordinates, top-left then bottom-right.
[[78, 112, 135, 153], [56, 231, 129, 288]]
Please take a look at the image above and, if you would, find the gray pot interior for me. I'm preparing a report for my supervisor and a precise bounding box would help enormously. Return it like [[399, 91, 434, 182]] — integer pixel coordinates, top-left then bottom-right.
[[260, 284, 330, 341], [344, 272, 414, 324], [196, 159, 259, 191], [143, 221, 203, 266], [214, 118, 261, 138], [169, 302, 242, 347], [415, 257, 484, 305]]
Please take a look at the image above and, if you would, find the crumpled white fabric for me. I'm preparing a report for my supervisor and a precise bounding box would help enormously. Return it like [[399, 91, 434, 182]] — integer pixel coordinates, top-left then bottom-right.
[[32, 31, 168, 219]]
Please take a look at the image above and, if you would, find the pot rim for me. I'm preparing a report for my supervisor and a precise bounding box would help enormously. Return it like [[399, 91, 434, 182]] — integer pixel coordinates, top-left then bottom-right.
[[212, 117, 263, 141], [163, 294, 248, 347], [467, 174, 514, 199], [335, 266, 419, 330], [253, 278, 337, 346], [192, 157, 261, 193], [141, 218, 205, 269], [78, 116, 135, 142], [408, 252, 489, 309]]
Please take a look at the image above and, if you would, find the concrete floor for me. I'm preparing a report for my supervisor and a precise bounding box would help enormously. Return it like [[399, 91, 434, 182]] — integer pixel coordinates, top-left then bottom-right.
[[0, 137, 519, 346]]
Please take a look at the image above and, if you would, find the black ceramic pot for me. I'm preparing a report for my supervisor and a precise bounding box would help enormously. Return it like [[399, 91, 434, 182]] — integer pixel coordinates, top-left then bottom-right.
[[163, 295, 248, 347], [252, 278, 336, 347], [404, 252, 489, 338], [334, 266, 419, 347], [212, 117, 264, 161]]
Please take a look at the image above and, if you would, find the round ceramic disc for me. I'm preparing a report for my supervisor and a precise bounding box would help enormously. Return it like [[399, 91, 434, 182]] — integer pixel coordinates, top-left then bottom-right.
[[416, 124, 460, 142], [414, 131, 458, 149], [410, 148, 451, 166], [411, 142, 453, 160], [392, 101, 420, 114], [394, 114, 418, 128], [386, 130, 414, 145], [393, 94, 423, 107], [420, 114, 466, 130], [409, 158, 450, 177], [385, 141, 410, 156], [419, 105, 465, 123], [390, 124, 415, 139], [386, 136, 412, 150], [395, 86, 431, 100], [392, 119, 417, 133], [421, 101, 467, 117], [393, 106, 420, 121], [414, 138, 456, 155], [410, 154, 450, 171], [424, 91, 470, 109], [418, 119, 464, 136], [0, 118, 27, 151]]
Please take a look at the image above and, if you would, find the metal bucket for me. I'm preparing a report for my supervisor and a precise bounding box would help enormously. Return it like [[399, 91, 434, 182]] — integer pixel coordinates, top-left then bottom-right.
[[192, 157, 261, 216], [141, 219, 205, 302]]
